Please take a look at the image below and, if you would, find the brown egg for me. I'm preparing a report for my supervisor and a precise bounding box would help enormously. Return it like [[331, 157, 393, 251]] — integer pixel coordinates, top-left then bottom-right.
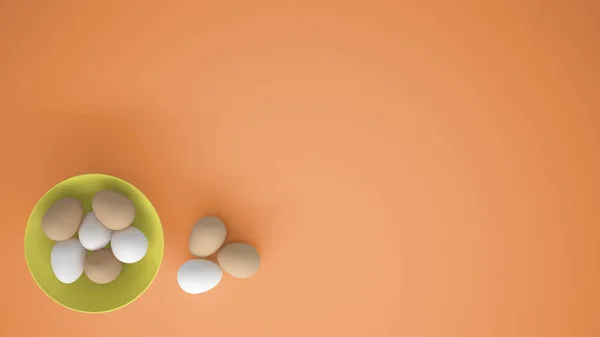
[[84, 248, 122, 284], [92, 190, 135, 230], [41, 198, 84, 241], [216, 243, 260, 279], [189, 216, 227, 257]]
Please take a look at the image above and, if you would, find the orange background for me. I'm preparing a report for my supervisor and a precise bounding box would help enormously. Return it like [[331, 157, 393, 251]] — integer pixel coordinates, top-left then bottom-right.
[[1, 1, 599, 336]]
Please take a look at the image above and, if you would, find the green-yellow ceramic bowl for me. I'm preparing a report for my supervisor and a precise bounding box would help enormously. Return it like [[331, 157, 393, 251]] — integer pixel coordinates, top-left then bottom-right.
[[24, 174, 164, 313]]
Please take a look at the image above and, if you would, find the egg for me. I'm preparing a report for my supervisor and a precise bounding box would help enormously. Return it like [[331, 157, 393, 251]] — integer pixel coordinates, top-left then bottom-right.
[[84, 248, 122, 284], [78, 212, 112, 251], [189, 216, 227, 257], [41, 198, 83, 241], [110, 226, 148, 263], [92, 190, 135, 230], [51, 238, 86, 284], [216, 243, 260, 279], [177, 259, 222, 294]]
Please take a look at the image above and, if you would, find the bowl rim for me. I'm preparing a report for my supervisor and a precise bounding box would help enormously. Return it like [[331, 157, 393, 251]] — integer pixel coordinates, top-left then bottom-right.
[[24, 173, 164, 314]]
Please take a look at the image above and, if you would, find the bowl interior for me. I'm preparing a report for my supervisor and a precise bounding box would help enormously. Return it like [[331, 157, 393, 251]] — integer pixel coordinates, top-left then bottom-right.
[[24, 174, 164, 313]]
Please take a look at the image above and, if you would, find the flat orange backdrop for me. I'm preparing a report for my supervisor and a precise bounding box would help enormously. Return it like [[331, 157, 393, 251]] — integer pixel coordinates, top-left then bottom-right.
[[1, 1, 599, 336]]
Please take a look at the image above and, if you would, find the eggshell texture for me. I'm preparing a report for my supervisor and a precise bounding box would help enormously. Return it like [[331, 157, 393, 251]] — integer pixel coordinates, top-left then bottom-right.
[[189, 216, 227, 257], [78, 212, 112, 251], [92, 190, 135, 230], [51, 238, 86, 284], [84, 248, 122, 284], [41, 198, 83, 241], [110, 226, 148, 263], [177, 259, 222, 294], [216, 243, 260, 279]]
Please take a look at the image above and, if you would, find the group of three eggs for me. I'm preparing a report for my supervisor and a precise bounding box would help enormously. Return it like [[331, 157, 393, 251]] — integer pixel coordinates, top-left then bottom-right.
[[178, 216, 260, 294]]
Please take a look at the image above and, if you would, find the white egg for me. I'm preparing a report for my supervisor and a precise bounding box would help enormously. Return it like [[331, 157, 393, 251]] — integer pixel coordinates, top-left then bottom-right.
[[110, 226, 148, 263], [177, 259, 223, 294], [51, 238, 86, 284], [78, 212, 112, 251]]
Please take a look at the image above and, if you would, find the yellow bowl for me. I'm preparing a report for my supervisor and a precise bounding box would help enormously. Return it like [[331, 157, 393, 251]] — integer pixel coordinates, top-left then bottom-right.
[[24, 174, 164, 313]]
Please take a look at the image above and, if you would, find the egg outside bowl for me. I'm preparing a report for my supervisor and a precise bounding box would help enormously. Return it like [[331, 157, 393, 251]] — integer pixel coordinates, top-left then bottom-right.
[[24, 174, 164, 313]]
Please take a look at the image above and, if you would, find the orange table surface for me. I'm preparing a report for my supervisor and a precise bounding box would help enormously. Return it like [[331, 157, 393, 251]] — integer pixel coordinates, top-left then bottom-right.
[[1, 1, 599, 336]]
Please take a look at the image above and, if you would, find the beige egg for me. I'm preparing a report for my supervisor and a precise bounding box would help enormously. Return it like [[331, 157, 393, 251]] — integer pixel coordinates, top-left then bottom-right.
[[92, 190, 135, 230], [41, 198, 84, 241], [216, 243, 260, 279], [189, 216, 227, 257], [84, 248, 123, 284]]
